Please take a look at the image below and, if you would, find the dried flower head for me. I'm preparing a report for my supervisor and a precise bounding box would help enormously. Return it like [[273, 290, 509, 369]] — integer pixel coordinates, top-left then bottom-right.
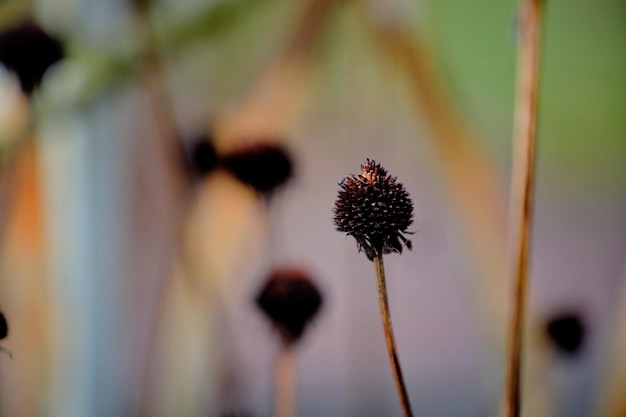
[[0, 20, 64, 95], [545, 312, 586, 357], [220, 142, 293, 196], [0, 312, 7, 340], [256, 267, 323, 346], [333, 159, 414, 261], [184, 133, 217, 179]]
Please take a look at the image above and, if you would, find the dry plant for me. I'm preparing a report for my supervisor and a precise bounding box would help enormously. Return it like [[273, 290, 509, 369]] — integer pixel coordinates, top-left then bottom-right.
[[256, 267, 323, 417], [334, 159, 415, 417], [504, 1, 544, 416]]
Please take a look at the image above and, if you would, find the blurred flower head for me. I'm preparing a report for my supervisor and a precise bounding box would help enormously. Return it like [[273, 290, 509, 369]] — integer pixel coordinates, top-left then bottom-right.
[[545, 311, 586, 357], [0, 312, 7, 340], [220, 142, 293, 196], [0, 19, 64, 96], [256, 267, 323, 346], [184, 132, 218, 179], [0, 312, 10, 358], [333, 159, 414, 261]]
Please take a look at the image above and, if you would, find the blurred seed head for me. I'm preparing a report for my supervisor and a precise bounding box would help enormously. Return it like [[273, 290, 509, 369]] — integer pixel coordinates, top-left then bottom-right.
[[0, 312, 7, 340], [256, 267, 323, 346], [333, 159, 414, 261], [220, 142, 293, 196], [0, 311, 10, 358], [545, 312, 586, 357], [184, 132, 218, 179], [0, 19, 64, 96]]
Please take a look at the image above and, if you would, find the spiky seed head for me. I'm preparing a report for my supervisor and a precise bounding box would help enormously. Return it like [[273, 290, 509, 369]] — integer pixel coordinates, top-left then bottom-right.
[[333, 159, 414, 261], [0, 20, 64, 95], [220, 142, 293, 196], [0, 312, 7, 340], [256, 267, 323, 346]]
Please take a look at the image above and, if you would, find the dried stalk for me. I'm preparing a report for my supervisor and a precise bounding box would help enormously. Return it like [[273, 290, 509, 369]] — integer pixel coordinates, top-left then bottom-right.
[[274, 346, 297, 417], [145, 0, 339, 414], [131, 5, 194, 416], [216, 0, 337, 147], [0, 115, 34, 251], [373, 254, 414, 417], [596, 260, 626, 417], [504, 1, 544, 417]]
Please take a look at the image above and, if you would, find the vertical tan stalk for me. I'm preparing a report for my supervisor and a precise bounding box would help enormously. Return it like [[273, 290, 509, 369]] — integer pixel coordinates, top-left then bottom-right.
[[133, 5, 185, 184], [504, 1, 543, 417], [0, 110, 33, 250], [373, 254, 414, 417], [274, 346, 296, 417], [132, 6, 192, 416]]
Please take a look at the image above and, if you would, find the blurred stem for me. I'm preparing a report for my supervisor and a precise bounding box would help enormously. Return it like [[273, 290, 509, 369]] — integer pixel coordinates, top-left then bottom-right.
[[142, 0, 338, 413], [216, 0, 338, 145], [133, 5, 185, 181], [132, 4, 194, 416], [0, 103, 35, 251], [373, 254, 414, 417], [275, 346, 296, 417], [596, 261, 626, 417], [504, 1, 543, 417], [355, 0, 509, 341]]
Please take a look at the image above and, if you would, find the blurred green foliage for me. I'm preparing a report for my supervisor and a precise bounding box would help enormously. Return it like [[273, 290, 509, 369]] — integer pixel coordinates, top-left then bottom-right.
[[9, 0, 625, 194], [425, 0, 626, 192]]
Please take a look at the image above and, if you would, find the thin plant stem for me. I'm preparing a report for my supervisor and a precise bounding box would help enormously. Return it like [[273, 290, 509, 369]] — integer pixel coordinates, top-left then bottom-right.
[[504, 1, 543, 417], [131, 5, 195, 416], [0, 107, 34, 251], [133, 5, 185, 180], [373, 254, 414, 417], [274, 346, 296, 417], [355, 0, 509, 342], [596, 259, 626, 417]]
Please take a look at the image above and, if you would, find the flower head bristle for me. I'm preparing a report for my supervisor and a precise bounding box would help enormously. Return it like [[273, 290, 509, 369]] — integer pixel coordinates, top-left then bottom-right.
[[333, 159, 414, 261], [0, 20, 64, 95], [256, 267, 323, 346]]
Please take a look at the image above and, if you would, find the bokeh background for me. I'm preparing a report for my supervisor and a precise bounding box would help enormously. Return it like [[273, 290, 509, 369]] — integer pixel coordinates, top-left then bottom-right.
[[0, 0, 624, 416]]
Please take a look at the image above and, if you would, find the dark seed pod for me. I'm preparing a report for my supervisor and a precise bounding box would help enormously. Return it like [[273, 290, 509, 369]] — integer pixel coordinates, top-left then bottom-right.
[[256, 267, 323, 346], [184, 133, 218, 179], [0, 312, 8, 340], [220, 142, 293, 196], [333, 159, 414, 261], [545, 312, 586, 357], [0, 20, 64, 95]]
